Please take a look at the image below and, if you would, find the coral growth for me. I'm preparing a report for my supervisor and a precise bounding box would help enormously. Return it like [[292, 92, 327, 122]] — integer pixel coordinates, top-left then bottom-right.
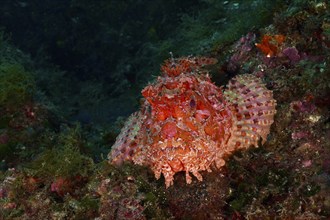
[[97, 176, 146, 220], [109, 56, 276, 187], [227, 32, 256, 73], [255, 34, 286, 57]]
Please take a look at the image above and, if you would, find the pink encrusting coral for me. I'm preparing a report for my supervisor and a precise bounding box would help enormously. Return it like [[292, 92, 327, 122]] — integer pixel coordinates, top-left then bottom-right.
[[109, 57, 276, 188]]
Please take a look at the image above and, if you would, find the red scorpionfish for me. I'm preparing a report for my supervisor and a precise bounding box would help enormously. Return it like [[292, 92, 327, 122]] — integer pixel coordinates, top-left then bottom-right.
[[109, 56, 276, 188]]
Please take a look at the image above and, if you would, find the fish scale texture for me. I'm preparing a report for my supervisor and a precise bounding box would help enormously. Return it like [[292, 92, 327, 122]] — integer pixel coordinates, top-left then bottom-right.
[[109, 57, 276, 188]]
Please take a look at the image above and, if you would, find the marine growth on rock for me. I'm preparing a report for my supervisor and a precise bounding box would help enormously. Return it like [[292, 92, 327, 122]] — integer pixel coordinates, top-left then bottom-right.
[[109, 56, 276, 188]]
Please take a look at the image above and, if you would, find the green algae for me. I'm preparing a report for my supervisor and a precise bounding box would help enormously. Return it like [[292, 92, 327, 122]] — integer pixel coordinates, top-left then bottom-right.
[[0, 63, 35, 108], [26, 125, 94, 180]]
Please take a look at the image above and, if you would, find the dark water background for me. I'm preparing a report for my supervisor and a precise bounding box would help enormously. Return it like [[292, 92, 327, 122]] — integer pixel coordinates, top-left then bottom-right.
[[0, 0, 279, 125]]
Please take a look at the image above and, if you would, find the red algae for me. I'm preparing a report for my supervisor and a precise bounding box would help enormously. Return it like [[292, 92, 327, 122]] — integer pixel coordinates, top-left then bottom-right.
[[255, 34, 286, 57]]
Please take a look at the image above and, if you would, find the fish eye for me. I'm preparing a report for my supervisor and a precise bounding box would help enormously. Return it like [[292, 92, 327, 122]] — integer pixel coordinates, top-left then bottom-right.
[[190, 99, 196, 108]]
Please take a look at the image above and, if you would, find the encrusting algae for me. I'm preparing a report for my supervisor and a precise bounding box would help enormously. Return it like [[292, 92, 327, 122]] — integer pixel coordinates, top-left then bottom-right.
[[109, 56, 276, 188]]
